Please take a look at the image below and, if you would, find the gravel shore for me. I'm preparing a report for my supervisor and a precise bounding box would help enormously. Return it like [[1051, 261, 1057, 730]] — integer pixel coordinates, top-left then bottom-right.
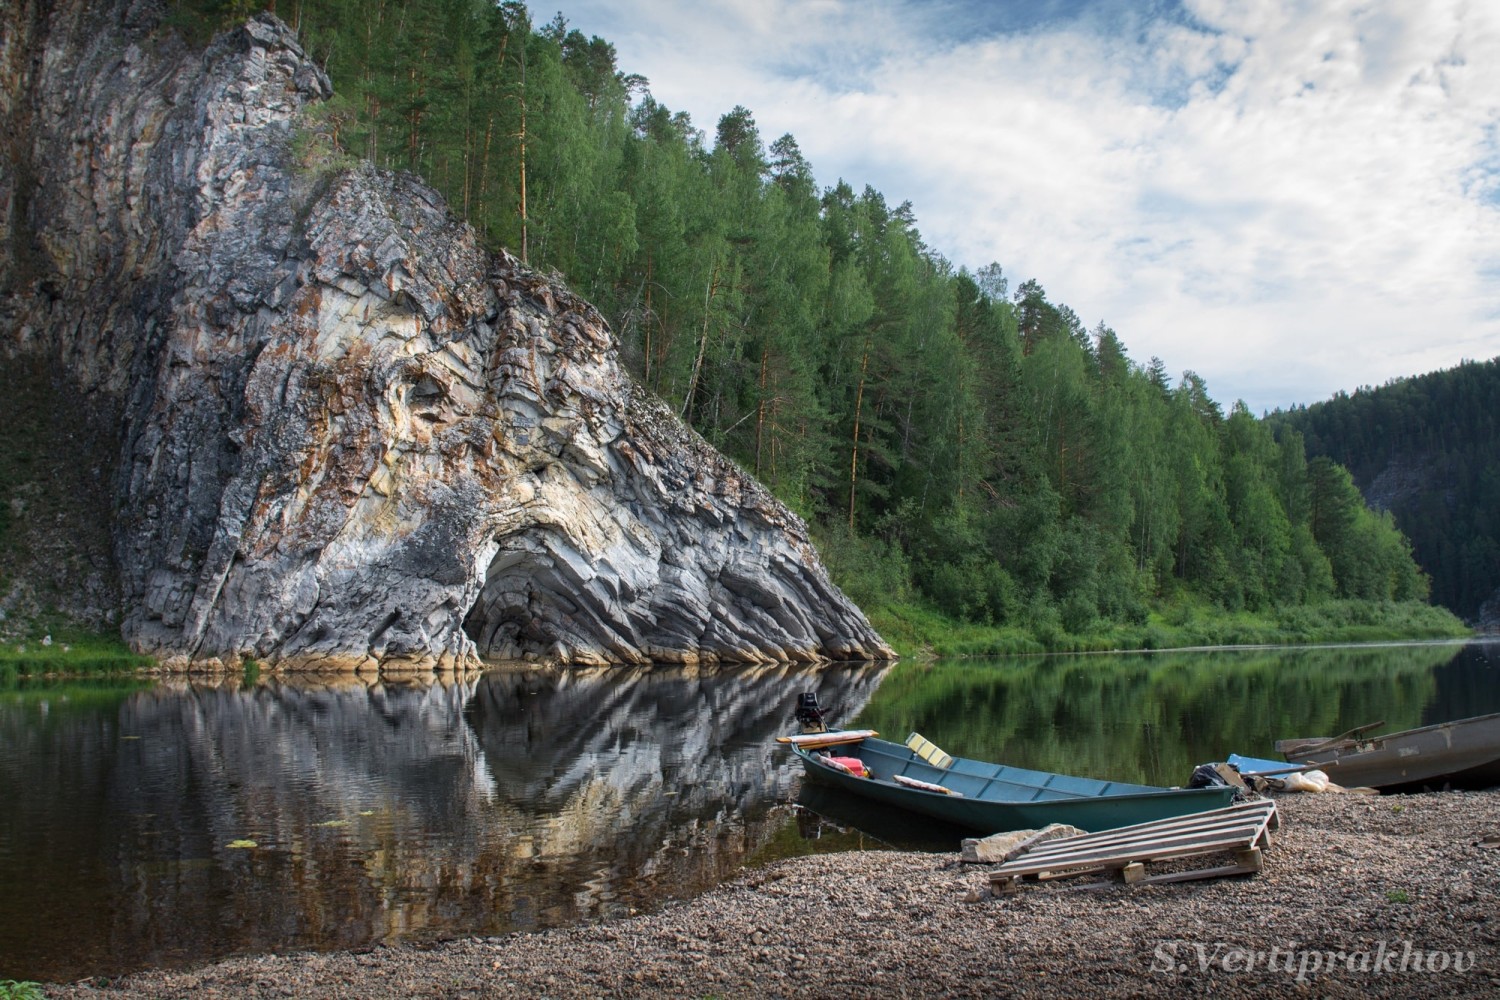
[[50, 789, 1500, 998]]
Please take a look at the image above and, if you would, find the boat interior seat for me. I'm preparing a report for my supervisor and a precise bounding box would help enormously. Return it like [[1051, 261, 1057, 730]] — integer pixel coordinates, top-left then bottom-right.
[[916, 745, 1170, 799], [861, 738, 1171, 800], [906, 732, 954, 769]]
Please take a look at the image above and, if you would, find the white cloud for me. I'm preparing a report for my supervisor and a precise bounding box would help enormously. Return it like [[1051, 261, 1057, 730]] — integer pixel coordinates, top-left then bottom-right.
[[553, 0, 1500, 412]]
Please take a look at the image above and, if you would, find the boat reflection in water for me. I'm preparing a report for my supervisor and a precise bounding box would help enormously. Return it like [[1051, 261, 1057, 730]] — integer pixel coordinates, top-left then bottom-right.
[[0, 661, 889, 983]]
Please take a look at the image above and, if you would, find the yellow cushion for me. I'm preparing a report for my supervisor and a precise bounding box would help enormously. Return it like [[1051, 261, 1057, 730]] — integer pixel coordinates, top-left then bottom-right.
[[905, 732, 954, 769]]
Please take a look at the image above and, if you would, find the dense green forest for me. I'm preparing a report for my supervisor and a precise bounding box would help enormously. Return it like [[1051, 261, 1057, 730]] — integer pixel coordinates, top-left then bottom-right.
[[163, 0, 1458, 650], [1269, 359, 1500, 625]]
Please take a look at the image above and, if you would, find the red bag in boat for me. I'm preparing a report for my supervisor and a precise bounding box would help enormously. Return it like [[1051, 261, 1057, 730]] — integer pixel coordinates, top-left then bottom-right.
[[824, 756, 869, 778]]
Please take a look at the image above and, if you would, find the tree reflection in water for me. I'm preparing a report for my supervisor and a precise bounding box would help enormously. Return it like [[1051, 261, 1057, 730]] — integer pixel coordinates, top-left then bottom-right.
[[5, 642, 1495, 983], [851, 642, 1494, 787]]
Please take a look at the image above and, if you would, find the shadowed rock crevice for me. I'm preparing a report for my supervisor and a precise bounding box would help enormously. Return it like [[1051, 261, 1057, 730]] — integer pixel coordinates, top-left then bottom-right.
[[1, 3, 892, 669]]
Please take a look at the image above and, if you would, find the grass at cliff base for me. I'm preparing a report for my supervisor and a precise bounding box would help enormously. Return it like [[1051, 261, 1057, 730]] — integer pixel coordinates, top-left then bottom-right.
[[868, 598, 1472, 660], [0, 626, 152, 681]]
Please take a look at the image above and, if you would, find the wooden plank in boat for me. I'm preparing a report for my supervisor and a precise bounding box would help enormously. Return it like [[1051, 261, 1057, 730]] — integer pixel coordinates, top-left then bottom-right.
[[775, 729, 877, 749]]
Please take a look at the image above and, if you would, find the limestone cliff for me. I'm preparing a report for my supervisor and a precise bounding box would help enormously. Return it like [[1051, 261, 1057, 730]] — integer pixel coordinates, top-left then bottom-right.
[[0, 2, 892, 669]]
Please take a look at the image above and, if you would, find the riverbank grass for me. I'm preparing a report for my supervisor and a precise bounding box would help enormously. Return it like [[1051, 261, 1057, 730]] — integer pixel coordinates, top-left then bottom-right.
[[0, 624, 151, 680], [870, 597, 1471, 660]]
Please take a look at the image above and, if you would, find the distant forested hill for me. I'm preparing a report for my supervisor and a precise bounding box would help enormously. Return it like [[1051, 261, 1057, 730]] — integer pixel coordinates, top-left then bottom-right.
[[135, 1, 1444, 645], [1269, 358, 1500, 626]]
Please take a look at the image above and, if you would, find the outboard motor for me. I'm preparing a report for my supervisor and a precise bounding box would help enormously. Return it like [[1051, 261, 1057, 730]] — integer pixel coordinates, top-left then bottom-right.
[[794, 692, 829, 734]]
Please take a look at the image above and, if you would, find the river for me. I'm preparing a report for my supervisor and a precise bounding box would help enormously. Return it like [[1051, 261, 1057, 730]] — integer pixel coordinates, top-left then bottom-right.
[[1, 640, 1495, 982]]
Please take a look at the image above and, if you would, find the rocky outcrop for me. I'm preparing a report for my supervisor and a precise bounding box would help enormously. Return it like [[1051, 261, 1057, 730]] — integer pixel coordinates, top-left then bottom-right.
[[1477, 590, 1500, 633], [0, 2, 892, 669], [1361, 452, 1437, 516]]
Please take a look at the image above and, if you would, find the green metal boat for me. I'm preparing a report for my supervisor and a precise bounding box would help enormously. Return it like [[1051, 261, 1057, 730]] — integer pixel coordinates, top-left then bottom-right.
[[789, 733, 1238, 834]]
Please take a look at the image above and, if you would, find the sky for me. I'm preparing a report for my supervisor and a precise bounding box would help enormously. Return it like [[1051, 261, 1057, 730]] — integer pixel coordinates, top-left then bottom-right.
[[547, 0, 1500, 414]]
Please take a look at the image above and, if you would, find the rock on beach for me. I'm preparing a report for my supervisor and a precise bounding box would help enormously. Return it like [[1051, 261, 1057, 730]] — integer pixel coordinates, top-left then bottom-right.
[[50, 789, 1500, 998]]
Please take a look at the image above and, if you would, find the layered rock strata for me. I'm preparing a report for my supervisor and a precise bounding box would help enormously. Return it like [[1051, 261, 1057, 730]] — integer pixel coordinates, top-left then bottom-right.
[[0, 3, 892, 669]]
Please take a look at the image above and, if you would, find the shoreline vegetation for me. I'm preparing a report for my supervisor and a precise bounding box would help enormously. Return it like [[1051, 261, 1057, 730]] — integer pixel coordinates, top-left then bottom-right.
[[0, 628, 151, 681], [867, 597, 1472, 661], [0, 598, 1471, 679]]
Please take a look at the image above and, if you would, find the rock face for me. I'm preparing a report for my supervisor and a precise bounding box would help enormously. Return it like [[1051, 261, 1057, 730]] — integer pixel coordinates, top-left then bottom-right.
[[0, 2, 892, 669]]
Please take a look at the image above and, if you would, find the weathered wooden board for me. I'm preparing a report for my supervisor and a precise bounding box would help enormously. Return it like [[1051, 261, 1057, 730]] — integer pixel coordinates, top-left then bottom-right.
[[988, 799, 1277, 894]]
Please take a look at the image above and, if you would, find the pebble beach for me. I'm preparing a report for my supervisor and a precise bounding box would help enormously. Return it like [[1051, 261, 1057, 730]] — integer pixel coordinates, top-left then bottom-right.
[[48, 789, 1500, 999]]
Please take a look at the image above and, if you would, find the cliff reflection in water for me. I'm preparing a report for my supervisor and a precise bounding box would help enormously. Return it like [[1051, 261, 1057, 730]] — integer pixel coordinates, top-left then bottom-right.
[[0, 661, 888, 983], [460, 661, 890, 915]]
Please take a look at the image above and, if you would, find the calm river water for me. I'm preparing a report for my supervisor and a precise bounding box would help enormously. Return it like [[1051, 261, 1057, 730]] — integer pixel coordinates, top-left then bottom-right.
[[2, 640, 1497, 982]]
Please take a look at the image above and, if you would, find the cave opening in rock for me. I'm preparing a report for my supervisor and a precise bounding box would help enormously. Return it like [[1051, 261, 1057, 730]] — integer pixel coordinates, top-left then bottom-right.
[[462, 545, 534, 660]]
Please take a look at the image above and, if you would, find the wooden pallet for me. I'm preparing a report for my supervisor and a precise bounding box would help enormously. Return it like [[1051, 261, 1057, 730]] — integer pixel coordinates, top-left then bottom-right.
[[988, 799, 1278, 894]]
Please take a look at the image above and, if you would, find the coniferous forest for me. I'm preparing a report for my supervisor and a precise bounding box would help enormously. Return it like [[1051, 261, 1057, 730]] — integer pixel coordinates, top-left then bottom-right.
[[164, 1, 1465, 651], [1270, 359, 1500, 627]]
